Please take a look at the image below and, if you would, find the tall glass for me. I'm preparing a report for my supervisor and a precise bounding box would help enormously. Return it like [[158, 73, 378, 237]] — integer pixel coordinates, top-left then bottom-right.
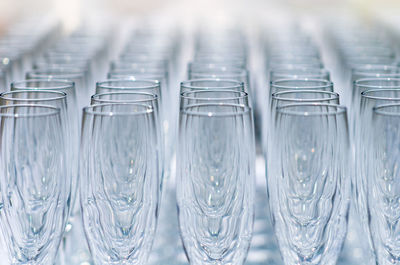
[[269, 103, 350, 265], [369, 103, 400, 264], [80, 103, 160, 265], [177, 103, 255, 265], [0, 104, 68, 265]]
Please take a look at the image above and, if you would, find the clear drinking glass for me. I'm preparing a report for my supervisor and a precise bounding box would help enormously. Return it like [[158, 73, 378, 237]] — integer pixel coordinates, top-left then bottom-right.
[[268, 103, 350, 265], [270, 78, 334, 94], [353, 78, 400, 107], [177, 103, 255, 265], [80, 103, 160, 265], [25, 67, 90, 108], [90, 92, 164, 193], [0, 104, 68, 265], [354, 89, 400, 259], [188, 68, 250, 91], [270, 90, 340, 124], [180, 79, 244, 93], [180, 89, 249, 108], [10, 79, 81, 264], [351, 64, 400, 84], [368, 103, 400, 265], [95, 79, 161, 99], [270, 68, 330, 82]]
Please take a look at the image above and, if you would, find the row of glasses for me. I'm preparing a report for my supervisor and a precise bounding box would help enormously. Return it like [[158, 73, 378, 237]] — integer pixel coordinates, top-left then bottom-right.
[[327, 18, 397, 107], [28, 26, 113, 110], [18, 25, 114, 265], [174, 27, 257, 265], [177, 76, 256, 264], [262, 25, 330, 163], [77, 70, 166, 264], [6, 80, 79, 264], [0, 17, 60, 88], [263, 26, 353, 265], [0, 89, 73, 264], [79, 101, 161, 265], [352, 78, 400, 265], [109, 24, 181, 183], [328, 18, 400, 265], [266, 78, 351, 265]]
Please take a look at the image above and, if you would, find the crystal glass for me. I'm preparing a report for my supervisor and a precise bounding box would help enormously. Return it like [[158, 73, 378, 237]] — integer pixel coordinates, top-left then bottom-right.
[[180, 89, 249, 108], [268, 103, 350, 265], [177, 103, 255, 265], [351, 64, 400, 84], [188, 68, 249, 91], [25, 67, 90, 108], [95, 79, 161, 99], [80, 103, 160, 265], [367, 103, 400, 264], [90, 91, 164, 193], [270, 78, 334, 94], [180, 79, 244, 93], [270, 68, 330, 82], [353, 78, 400, 108], [354, 89, 400, 260], [0, 104, 68, 265], [10, 79, 81, 264], [188, 61, 246, 72]]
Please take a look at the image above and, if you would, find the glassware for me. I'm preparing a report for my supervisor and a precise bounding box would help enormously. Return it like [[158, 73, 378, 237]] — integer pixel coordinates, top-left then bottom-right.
[[270, 68, 330, 82], [353, 78, 400, 107], [269, 90, 340, 125], [180, 79, 244, 93], [90, 92, 164, 194], [10, 79, 81, 264], [270, 79, 334, 94], [80, 103, 160, 265], [367, 103, 400, 264], [180, 89, 249, 108], [268, 103, 350, 265], [95, 79, 161, 99], [177, 103, 255, 265], [0, 104, 68, 265], [25, 67, 90, 108], [351, 64, 400, 84], [353, 89, 400, 260], [188, 68, 249, 91]]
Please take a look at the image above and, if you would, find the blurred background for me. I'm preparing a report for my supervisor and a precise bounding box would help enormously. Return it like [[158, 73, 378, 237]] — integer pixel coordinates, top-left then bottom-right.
[[1, 0, 400, 33]]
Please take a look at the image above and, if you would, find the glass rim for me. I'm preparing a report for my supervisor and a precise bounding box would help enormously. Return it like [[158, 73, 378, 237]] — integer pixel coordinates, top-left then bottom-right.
[[188, 61, 246, 69], [351, 64, 399, 73], [11, 79, 75, 91], [107, 73, 165, 80], [91, 91, 158, 104], [354, 77, 400, 88], [272, 90, 339, 102], [0, 104, 60, 118], [189, 69, 248, 77], [181, 103, 251, 117], [0, 90, 67, 102], [271, 78, 333, 89], [180, 89, 248, 101], [361, 88, 400, 101], [109, 68, 168, 74], [271, 67, 329, 74], [276, 103, 346, 116], [26, 66, 87, 75], [83, 103, 154, 116], [96, 79, 161, 90], [180, 78, 244, 90], [373, 103, 400, 116]]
